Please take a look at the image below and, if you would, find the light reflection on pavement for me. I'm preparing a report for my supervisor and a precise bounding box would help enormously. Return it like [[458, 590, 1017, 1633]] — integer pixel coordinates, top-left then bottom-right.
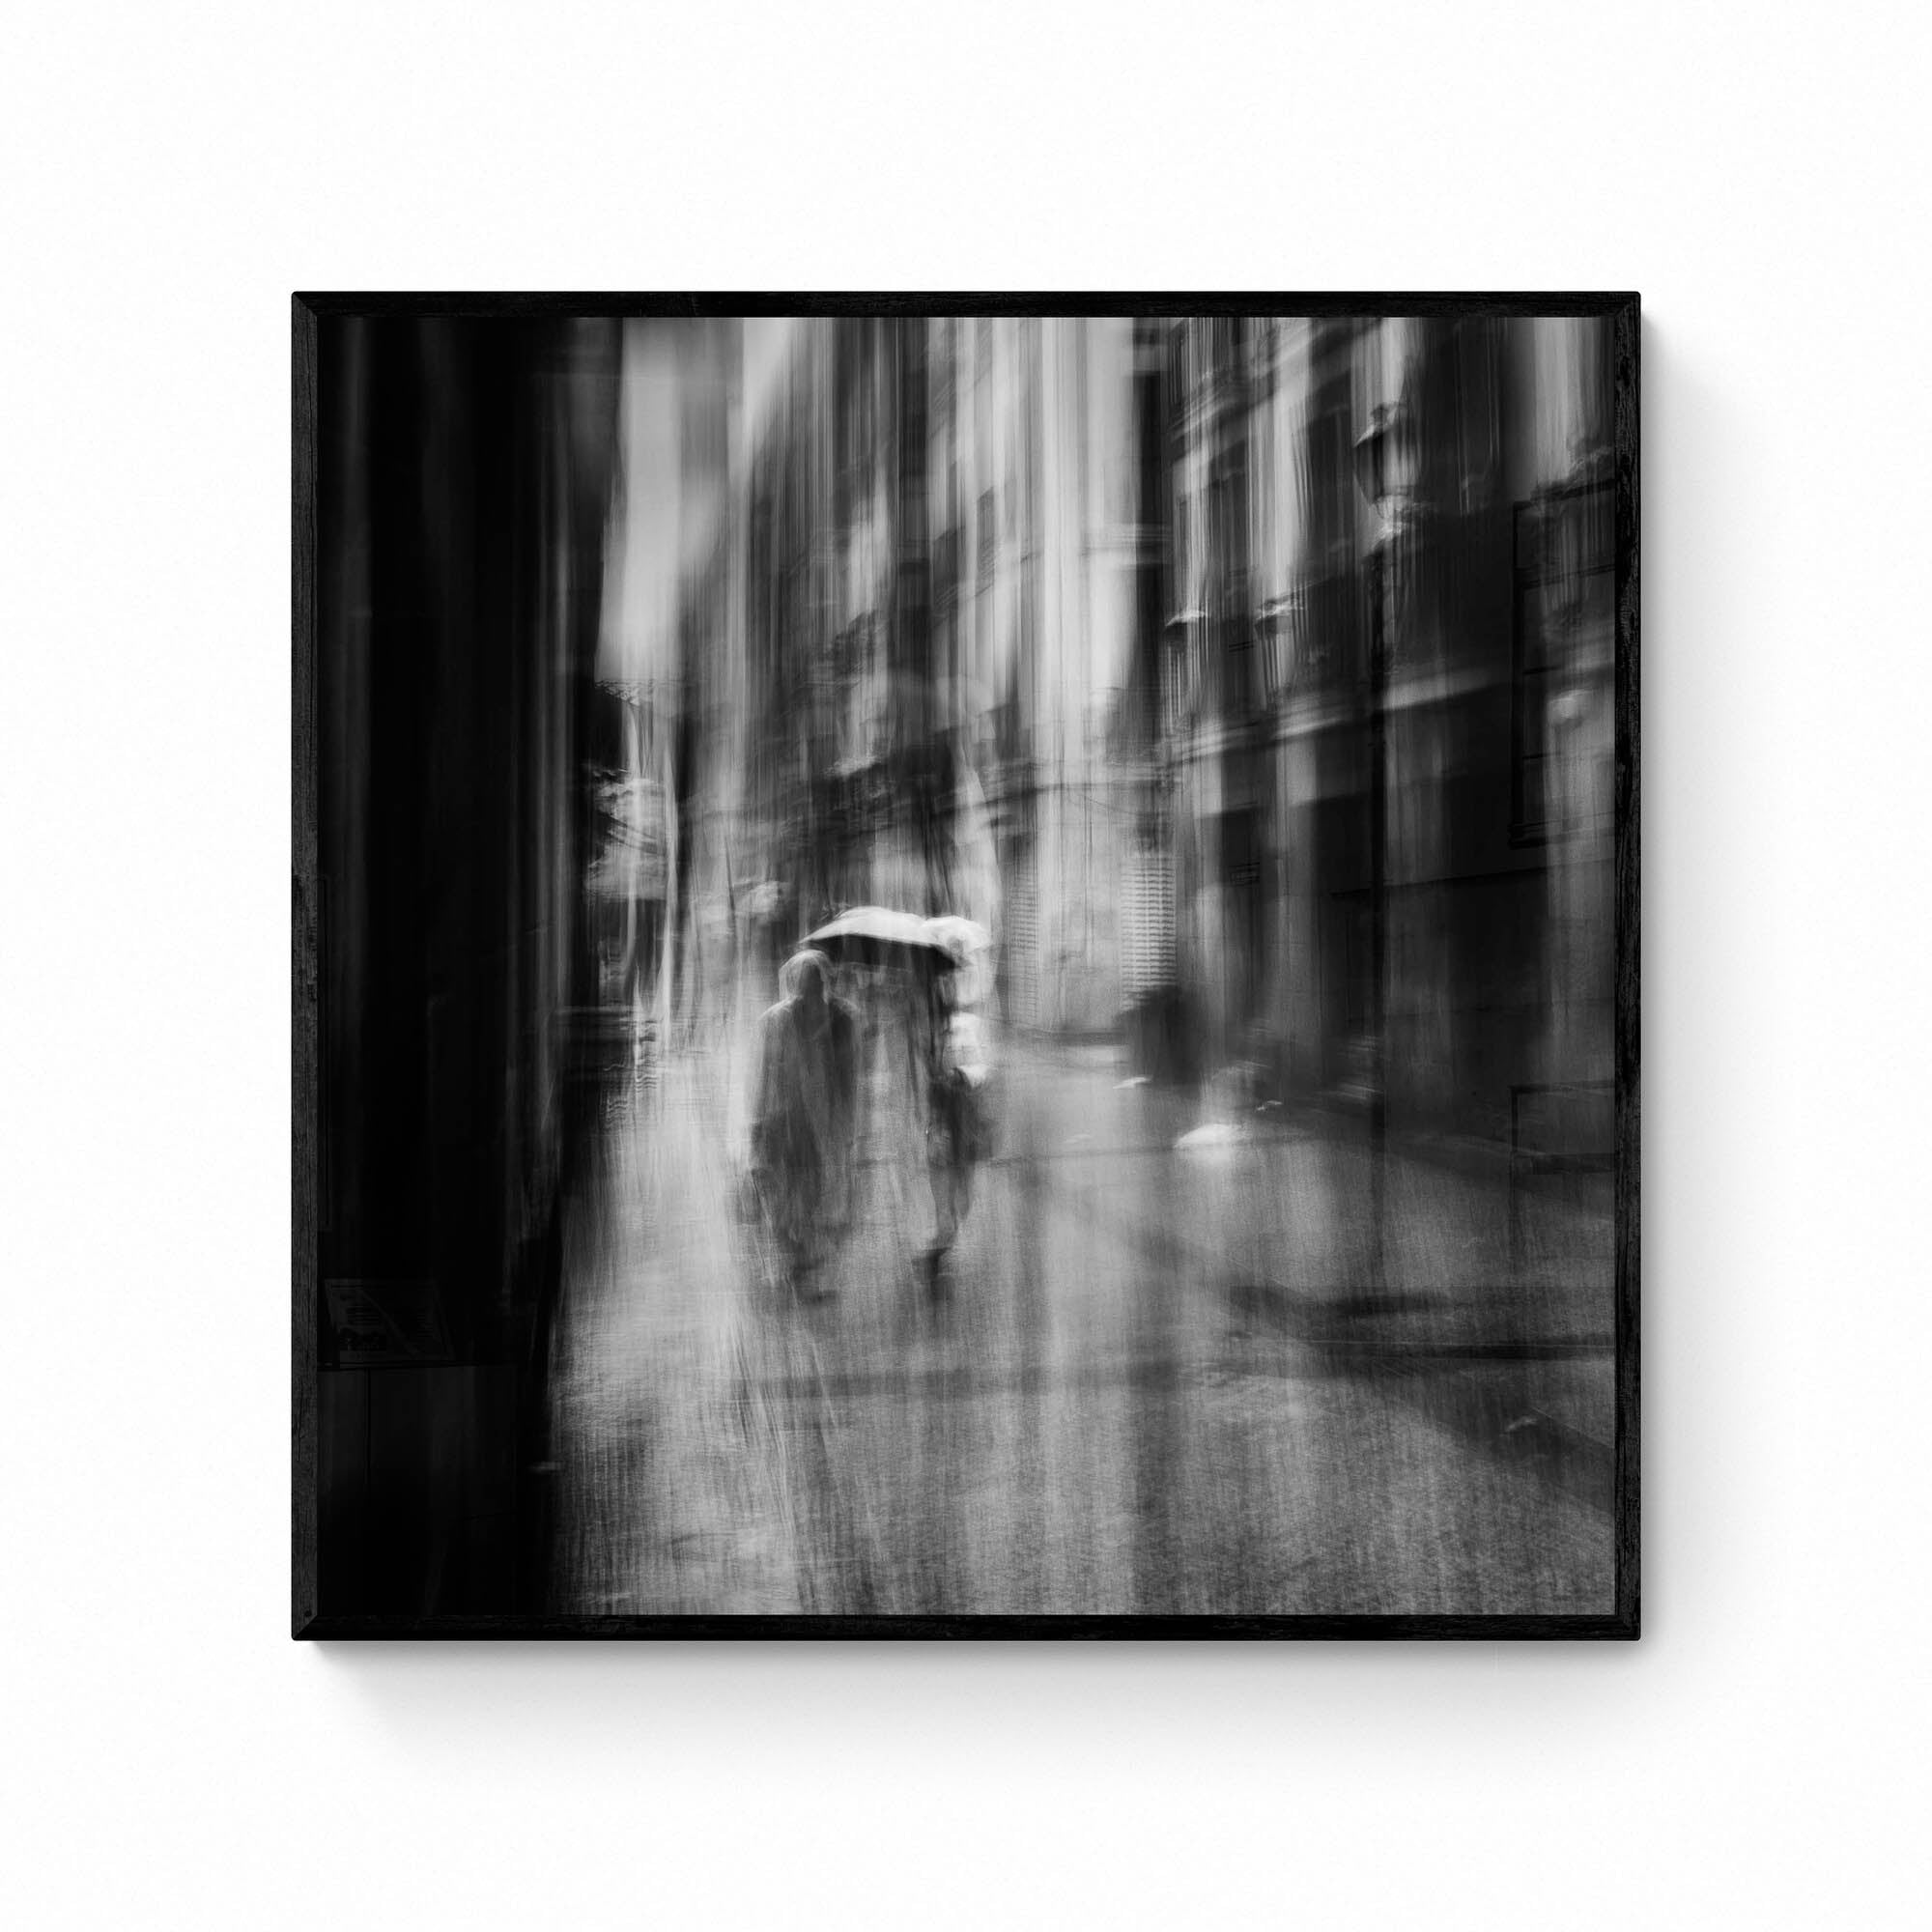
[[551, 987, 1614, 1617]]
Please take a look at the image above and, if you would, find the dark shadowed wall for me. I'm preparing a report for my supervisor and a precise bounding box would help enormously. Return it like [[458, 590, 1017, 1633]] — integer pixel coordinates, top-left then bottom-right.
[[314, 317, 620, 1617]]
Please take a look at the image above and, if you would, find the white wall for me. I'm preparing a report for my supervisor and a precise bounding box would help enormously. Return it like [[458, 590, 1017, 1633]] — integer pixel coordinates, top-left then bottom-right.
[[5, 4, 1929, 1927]]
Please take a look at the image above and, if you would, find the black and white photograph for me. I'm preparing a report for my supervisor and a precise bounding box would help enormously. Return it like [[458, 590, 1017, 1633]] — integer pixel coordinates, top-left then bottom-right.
[[14, 2, 1932, 1923], [296, 298, 1636, 1634]]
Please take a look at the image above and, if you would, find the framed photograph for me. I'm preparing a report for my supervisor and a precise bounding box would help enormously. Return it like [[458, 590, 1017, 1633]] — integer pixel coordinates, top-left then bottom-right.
[[294, 295, 1637, 1637]]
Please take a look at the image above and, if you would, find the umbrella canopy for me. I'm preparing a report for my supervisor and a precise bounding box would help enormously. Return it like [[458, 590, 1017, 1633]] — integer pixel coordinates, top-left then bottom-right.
[[920, 914, 988, 957], [922, 915, 994, 1007], [804, 905, 947, 971]]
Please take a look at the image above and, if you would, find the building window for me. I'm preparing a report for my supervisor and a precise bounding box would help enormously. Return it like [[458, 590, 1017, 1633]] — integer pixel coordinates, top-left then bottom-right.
[[1511, 481, 1614, 844]]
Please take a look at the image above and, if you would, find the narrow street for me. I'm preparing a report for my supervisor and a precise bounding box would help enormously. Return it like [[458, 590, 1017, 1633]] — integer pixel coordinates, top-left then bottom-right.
[[550, 981, 1614, 1618]]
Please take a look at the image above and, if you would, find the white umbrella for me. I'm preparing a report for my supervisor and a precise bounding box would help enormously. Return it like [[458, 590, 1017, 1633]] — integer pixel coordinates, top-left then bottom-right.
[[922, 916, 994, 1007], [805, 905, 946, 970]]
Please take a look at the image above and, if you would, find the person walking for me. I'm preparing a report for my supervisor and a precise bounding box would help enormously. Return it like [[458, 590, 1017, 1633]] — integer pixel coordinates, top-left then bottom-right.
[[922, 952, 992, 1285], [749, 949, 860, 1297]]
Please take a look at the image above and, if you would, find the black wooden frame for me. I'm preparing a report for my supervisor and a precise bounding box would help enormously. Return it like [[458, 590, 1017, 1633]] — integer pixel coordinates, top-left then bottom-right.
[[293, 293, 1639, 1639]]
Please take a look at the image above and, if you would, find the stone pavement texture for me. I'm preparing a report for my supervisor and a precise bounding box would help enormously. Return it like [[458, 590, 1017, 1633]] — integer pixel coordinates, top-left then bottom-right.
[[550, 1000, 1615, 1617]]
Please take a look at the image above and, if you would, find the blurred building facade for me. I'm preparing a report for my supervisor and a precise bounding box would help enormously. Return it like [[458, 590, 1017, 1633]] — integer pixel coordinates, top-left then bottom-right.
[[1140, 313, 1616, 1158], [691, 311, 1616, 1162], [587, 320, 745, 1038], [724, 317, 1137, 1031]]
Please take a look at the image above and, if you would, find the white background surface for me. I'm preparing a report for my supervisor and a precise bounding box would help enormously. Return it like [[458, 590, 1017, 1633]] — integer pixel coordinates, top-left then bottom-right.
[[4, 4, 1928, 1925]]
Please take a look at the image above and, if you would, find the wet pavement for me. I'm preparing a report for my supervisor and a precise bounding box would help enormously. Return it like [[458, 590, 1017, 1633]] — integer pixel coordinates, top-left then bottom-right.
[[550, 986, 1615, 1617]]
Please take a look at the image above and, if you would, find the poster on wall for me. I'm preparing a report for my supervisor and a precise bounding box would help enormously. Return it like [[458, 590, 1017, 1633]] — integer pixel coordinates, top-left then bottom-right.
[[293, 294, 1638, 1637]]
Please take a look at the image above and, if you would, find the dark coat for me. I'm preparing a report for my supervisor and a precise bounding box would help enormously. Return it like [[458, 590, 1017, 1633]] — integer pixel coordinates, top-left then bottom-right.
[[750, 986, 860, 1251]]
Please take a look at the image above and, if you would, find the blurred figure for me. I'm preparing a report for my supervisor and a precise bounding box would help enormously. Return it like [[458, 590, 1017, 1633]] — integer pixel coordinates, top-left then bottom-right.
[[741, 878, 791, 988], [923, 948, 993, 1283], [750, 949, 860, 1296]]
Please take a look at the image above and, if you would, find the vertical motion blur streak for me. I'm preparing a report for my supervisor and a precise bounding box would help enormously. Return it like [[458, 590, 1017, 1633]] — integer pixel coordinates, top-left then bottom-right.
[[315, 312, 1617, 1619]]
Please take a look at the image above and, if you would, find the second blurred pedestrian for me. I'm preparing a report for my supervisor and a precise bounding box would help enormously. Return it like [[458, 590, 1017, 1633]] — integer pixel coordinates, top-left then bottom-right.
[[923, 953, 992, 1284], [749, 949, 860, 1296]]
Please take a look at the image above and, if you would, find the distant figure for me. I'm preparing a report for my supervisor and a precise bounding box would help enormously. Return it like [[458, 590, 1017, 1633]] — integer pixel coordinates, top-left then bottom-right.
[[923, 958, 992, 1282], [741, 879, 790, 987], [750, 950, 860, 1294]]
